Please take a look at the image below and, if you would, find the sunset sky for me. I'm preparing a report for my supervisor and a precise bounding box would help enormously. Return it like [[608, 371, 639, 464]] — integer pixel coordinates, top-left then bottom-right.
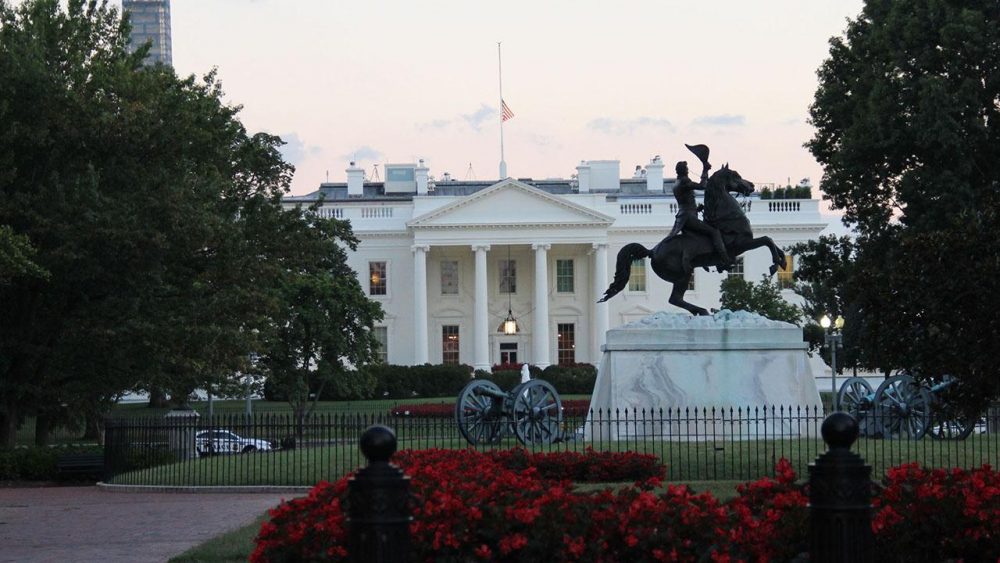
[[42, 1, 868, 215]]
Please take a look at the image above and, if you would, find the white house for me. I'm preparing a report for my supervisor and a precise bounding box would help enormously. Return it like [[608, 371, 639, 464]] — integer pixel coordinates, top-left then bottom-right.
[[283, 157, 827, 372]]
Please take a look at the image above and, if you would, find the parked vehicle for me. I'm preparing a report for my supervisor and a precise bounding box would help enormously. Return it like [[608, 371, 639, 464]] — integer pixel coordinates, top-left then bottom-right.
[[196, 430, 276, 455]]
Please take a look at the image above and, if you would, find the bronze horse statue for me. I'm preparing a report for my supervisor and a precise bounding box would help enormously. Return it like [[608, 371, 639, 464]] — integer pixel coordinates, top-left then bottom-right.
[[599, 165, 787, 316]]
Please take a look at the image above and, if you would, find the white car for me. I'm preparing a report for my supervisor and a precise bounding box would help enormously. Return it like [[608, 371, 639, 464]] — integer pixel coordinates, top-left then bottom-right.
[[196, 430, 276, 455]]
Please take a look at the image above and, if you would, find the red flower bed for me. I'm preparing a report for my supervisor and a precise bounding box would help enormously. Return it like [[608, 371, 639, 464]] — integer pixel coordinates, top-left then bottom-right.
[[483, 447, 664, 482], [251, 449, 807, 563], [391, 399, 592, 418], [873, 463, 1000, 562]]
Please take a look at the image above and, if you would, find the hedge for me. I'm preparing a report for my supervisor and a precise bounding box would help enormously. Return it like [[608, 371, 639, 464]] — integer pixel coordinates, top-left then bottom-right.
[[0, 446, 104, 481]]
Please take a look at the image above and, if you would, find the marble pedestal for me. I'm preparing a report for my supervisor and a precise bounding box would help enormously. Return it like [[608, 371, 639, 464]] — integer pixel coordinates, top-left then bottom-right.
[[585, 310, 821, 440]]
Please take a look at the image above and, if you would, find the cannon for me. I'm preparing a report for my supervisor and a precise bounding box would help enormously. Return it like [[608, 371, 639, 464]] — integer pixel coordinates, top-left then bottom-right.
[[837, 373, 977, 440], [454, 379, 563, 446]]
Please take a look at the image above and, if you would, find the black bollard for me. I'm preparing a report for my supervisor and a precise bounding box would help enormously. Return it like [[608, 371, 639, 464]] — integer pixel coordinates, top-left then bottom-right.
[[809, 412, 874, 563], [347, 425, 412, 563]]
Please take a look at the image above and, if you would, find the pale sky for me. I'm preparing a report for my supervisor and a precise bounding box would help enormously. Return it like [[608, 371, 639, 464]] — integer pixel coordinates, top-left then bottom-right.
[[28, 0, 868, 214]]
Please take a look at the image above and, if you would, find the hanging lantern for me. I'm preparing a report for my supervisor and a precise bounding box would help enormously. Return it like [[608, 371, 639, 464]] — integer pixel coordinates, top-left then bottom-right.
[[498, 308, 519, 335]]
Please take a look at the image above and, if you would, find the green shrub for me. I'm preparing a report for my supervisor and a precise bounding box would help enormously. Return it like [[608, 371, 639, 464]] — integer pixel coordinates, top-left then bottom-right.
[[0, 446, 104, 481], [367, 363, 474, 398], [760, 187, 772, 200], [541, 364, 598, 394]]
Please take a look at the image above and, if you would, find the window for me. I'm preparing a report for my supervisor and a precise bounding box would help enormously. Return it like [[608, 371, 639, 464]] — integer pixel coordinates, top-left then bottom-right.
[[372, 327, 388, 363], [499, 260, 517, 294], [442, 325, 460, 365], [688, 272, 696, 291], [499, 342, 518, 365], [778, 255, 795, 289], [369, 261, 387, 295], [557, 323, 575, 366], [628, 259, 646, 292], [440, 261, 459, 295], [728, 257, 744, 279], [556, 259, 574, 293]]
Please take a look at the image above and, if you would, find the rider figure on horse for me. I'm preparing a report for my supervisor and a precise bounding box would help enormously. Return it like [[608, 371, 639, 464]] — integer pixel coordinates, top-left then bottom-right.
[[667, 160, 733, 267]]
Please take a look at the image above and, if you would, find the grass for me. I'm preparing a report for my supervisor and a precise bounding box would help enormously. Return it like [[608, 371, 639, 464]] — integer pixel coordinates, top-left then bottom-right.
[[109, 432, 1000, 487], [169, 513, 268, 563]]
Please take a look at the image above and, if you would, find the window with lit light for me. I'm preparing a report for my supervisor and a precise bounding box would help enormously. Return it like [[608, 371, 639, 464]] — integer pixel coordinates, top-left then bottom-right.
[[442, 325, 460, 364], [499, 260, 517, 294], [628, 260, 646, 292], [556, 259, 574, 293], [369, 261, 387, 295], [557, 323, 575, 366], [440, 261, 459, 295], [778, 255, 794, 289]]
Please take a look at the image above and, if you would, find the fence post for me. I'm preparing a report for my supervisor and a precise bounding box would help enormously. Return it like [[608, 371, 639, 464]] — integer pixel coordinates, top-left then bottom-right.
[[347, 425, 411, 563], [809, 412, 874, 562]]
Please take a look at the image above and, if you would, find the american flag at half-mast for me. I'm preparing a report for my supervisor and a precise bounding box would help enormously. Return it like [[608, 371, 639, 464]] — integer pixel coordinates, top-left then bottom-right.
[[501, 99, 514, 122]]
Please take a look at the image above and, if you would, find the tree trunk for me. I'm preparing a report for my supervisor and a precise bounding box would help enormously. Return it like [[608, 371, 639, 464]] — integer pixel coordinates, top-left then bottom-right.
[[147, 387, 169, 409], [34, 413, 52, 446], [83, 414, 100, 440], [0, 403, 19, 449]]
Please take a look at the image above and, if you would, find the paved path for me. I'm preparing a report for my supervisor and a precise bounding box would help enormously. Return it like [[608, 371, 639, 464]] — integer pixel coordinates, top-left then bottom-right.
[[0, 487, 294, 563]]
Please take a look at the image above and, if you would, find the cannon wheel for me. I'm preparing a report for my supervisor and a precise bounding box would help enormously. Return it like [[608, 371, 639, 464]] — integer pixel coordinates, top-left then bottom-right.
[[511, 379, 563, 446], [837, 377, 876, 436], [927, 414, 977, 441], [874, 375, 931, 440], [455, 380, 504, 445]]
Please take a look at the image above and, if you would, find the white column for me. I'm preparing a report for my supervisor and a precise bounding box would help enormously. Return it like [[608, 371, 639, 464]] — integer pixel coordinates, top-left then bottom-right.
[[472, 244, 491, 372], [533, 243, 551, 368], [412, 245, 429, 365], [592, 243, 610, 364]]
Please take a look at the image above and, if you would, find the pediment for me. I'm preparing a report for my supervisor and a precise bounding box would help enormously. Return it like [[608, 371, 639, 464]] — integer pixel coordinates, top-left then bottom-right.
[[407, 179, 614, 229]]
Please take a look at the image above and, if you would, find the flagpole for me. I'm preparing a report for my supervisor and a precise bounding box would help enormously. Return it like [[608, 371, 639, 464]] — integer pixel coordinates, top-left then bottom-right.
[[498, 42, 507, 179]]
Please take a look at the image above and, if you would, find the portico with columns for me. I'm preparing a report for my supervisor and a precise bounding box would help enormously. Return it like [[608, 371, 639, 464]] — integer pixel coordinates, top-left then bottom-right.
[[406, 179, 614, 371]]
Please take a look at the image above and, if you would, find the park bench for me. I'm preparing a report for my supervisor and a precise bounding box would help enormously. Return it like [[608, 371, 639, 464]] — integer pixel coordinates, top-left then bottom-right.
[[55, 454, 104, 479]]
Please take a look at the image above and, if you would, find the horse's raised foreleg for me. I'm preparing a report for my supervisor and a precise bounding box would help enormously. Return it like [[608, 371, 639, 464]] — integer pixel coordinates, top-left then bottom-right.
[[668, 275, 710, 316], [741, 236, 786, 276]]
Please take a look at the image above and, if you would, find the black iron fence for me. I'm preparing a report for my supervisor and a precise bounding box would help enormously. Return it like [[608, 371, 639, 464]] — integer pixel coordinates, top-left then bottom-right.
[[102, 405, 1000, 487]]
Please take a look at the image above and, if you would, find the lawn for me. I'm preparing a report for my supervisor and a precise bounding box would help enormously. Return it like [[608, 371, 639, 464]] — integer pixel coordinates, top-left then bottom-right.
[[109, 433, 1000, 487]]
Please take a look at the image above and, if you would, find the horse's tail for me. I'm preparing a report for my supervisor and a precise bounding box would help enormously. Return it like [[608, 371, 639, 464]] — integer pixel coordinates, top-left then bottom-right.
[[598, 243, 651, 303]]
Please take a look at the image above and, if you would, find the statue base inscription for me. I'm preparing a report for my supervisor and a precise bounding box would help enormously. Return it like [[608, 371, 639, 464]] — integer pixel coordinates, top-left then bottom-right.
[[584, 310, 822, 440]]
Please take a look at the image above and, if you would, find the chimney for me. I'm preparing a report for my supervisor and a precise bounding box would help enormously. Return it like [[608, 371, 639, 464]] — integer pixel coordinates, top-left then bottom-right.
[[347, 161, 364, 197], [415, 159, 429, 195], [575, 161, 591, 193], [646, 155, 664, 192]]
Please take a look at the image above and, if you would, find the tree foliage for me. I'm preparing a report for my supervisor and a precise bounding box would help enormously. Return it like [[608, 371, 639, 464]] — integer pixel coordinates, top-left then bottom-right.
[[719, 275, 802, 326], [254, 210, 383, 429], [807, 0, 1000, 236], [807, 0, 1000, 411], [0, 0, 379, 446]]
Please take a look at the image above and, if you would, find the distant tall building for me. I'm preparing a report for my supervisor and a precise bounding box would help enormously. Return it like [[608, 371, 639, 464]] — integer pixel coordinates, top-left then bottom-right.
[[123, 0, 172, 66]]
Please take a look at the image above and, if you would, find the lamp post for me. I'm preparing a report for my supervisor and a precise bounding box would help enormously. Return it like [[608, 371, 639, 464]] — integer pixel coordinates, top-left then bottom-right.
[[821, 315, 845, 411]]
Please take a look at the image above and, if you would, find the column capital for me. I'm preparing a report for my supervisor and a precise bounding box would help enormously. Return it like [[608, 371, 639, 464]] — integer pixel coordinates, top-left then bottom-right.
[[411, 244, 430, 253], [591, 242, 609, 250], [471, 244, 491, 252], [531, 243, 551, 251]]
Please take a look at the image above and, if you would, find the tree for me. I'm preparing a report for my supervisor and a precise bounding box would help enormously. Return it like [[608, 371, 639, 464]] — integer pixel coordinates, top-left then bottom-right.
[[719, 275, 802, 326], [807, 0, 1000, 411], [255, 209, 383, 434], [807, 0, 1000, 236], [787, 235, 860, 360], [0, 0, 293, 446], [0, 225, 48, 284]]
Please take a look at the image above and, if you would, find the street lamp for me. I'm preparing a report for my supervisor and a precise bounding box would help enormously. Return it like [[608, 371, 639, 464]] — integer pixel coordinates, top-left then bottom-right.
[[821, 314, 845, 410]]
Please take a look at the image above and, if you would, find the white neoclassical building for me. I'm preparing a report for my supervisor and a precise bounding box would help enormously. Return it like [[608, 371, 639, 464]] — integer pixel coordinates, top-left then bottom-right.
[[283, 158, 827, 372]]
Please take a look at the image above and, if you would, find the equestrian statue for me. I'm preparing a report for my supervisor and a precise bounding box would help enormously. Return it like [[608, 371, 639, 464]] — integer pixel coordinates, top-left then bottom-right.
[[598, 144, 787, 316]]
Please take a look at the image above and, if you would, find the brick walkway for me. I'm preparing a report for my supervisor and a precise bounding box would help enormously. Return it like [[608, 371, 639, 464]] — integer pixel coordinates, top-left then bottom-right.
[[0, 487, 294, 563]]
